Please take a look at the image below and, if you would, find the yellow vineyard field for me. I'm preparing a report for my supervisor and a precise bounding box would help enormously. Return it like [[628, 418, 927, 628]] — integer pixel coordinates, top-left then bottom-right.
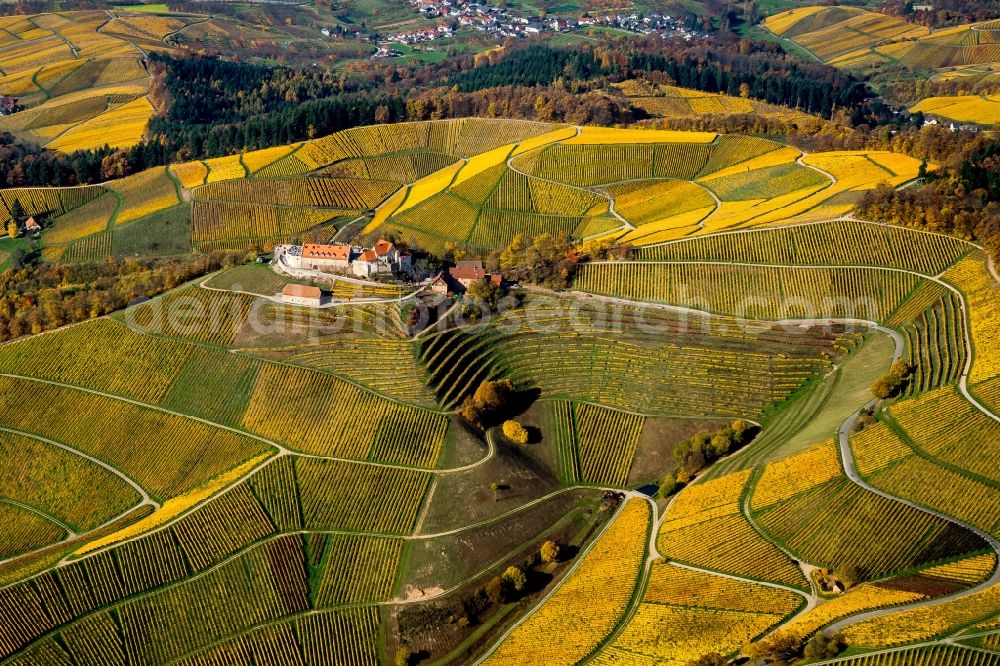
[[482, 499, 649, 665]]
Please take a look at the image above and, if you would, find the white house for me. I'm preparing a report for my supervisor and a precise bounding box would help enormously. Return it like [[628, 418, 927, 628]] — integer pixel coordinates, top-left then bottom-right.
[[352, 239, 411, 277], [279, 240, 410, 277], [280, 243, 356, 271]]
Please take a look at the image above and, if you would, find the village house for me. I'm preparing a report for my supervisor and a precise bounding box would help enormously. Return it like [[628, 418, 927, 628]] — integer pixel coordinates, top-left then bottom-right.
[[353, 239, 411, 277], [281, 283, 323, 307], [428, 273, 449, 294], [24, 216, 40, 233], [448, 260, 502, 289]]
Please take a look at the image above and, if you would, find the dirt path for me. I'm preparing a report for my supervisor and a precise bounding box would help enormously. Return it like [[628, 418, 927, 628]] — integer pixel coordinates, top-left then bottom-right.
[[823, 318, 1000, 634], [567, 259, 1000, 647]]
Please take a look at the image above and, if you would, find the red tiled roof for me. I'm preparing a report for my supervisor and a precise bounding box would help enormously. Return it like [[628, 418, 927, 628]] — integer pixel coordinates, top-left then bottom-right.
[[24, 216, 39, 229], [358, 250, 377, 262], [302, 243, 351, 260], [449, 260, 486, 280], [282, 284, 322, 299], [373, 239, 395, 257]]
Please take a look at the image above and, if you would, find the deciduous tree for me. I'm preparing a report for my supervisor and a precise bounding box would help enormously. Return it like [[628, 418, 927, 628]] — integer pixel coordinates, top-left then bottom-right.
[[540, 540, 560, 563], [502, 419, 529, 445], [501, 565, 527, 593]]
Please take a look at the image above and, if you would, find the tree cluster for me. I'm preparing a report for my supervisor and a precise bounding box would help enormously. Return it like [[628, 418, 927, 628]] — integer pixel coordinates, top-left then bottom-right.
[[666, 420, 756, 490], [449, 39, 880, 121], [858, 177, 1000, 259], [485, 565, 527, 604], [871, 359, 914, 400], [498, 233, 579, 288], [148, 53, 407, 160], [459, 378, 517, 429], [686, 654, 727, 666], [0, 252, 243, 341], [461, 278, 508, 322], [744, 629, 845, 665], [881, 0, 1000, 27], [408, 84, 634, 126], [804, 632, 847, 660]]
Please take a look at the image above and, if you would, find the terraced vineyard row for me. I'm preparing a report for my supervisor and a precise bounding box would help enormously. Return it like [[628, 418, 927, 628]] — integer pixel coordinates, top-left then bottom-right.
[[636, 220, 971, 275], [891, 386, 1000, 485], [252, 338, 435, 406], [525, 142, 713, 186], [243, 362, 447, 466], [0, 184, 107, 224], [903, 292, 966, 395], [754, 468, 986, 580], [418, 309, 842, 418], [0, 450, 429, 661], [194, 177, 399, 210], [574, 263, 921, 322], [0, 533, 385, 664], [323, 152, 458, 183], [658, 470, 808, 588], [827, 646, 1000, 666], [191, 201, 351, 249], [0, 374, 268, 501], [539, 401, 644, 487], [0, 315, 449, 468], [594, 563, 801, 664], [842, 580, 1000, 648], [0, 430, 141, 536]]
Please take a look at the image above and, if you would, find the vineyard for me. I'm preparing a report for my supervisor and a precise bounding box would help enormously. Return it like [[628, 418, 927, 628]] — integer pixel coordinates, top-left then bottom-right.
[[890, 386, 1000, 485], [15, 121, 930, 259], [573, 263, 921, 322], [944, 254, 1000, 395], [912, 93, 1000, 125], [594, 563, 801, 664], [5, 107, 1000, 664], [635, 220, 972, 275], [902, 292, 967, 395], [773, 553, 996, 643], [541, 401, 645, 487], [481, 499, 650, 665], [765, 5, 1000, 75], [0, 12, 154, 152], [0, 312, 450, 469], [750, 442, 988, 580], [417, 298, 845, 418], [612, 81, 820, 127], [658, 470, 808, 588]]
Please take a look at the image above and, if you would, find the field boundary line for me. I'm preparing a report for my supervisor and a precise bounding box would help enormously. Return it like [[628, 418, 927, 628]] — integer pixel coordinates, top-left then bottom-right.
[[0, 498, 75, 537], [0, 424, 156, 507]]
